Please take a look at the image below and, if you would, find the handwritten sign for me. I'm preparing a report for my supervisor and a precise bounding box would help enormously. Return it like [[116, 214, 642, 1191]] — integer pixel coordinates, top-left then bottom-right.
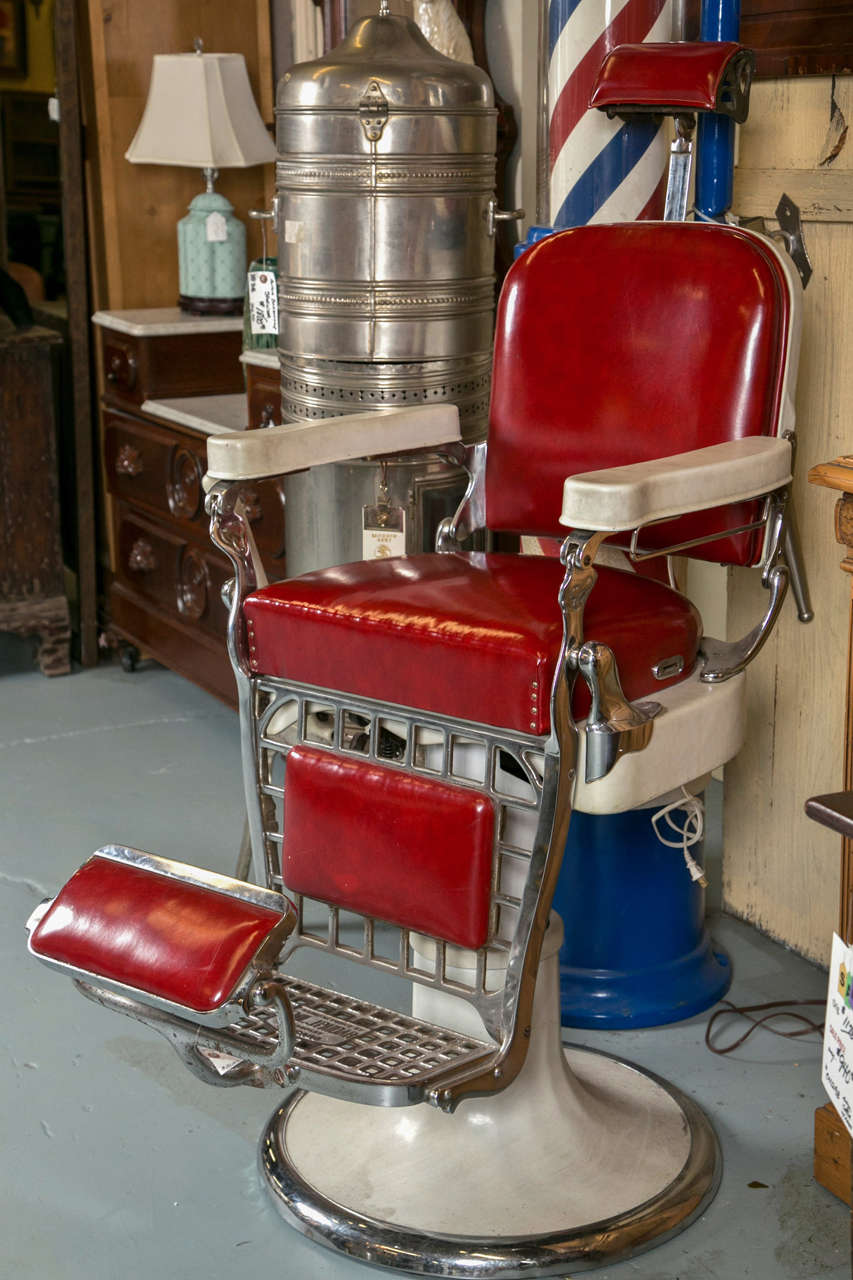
[[821, 932, 853, 1136], [248, 271, 278, 335]]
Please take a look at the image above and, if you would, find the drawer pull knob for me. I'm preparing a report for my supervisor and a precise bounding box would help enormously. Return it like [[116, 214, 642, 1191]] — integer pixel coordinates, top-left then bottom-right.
[[115, 443, 143, 476], [106, 352, 138, 389], [128, 539, 157, 573]]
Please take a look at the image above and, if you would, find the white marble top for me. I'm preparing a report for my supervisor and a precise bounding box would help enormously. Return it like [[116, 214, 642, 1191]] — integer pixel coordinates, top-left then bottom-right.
[[141, 394, 249, 436], [239, 348, 279, 369], [92, 307, 244, 337]]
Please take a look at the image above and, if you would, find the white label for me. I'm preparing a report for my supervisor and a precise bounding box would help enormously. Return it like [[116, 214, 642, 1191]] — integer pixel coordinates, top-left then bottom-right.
[[248, 271, 278, 335], [205, 211, 228, 242], [284, 220, 303, 244], [822, 932, 853, 1136]]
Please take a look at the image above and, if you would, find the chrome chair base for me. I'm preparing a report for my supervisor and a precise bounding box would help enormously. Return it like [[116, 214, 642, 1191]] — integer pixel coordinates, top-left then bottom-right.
[[259, 923, 720, 1275]]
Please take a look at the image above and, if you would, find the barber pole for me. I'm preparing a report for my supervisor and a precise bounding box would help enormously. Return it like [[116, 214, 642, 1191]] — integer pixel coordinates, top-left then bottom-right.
[[548, 0, 674, 227]]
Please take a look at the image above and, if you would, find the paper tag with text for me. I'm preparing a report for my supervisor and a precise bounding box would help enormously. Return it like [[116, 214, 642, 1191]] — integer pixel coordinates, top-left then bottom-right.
[[205, 211, 228, 243], [248, 271, 278, 335], [822, 932, 853, 1136], [362, 504, 406, 561]]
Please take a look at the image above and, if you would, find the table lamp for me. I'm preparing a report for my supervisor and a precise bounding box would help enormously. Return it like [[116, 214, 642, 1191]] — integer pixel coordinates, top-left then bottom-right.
[[125, 43, 275, 315]]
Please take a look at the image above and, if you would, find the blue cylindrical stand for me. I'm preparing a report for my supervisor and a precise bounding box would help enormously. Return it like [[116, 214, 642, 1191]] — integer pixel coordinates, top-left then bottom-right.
[[554, 800, 731, 1028]]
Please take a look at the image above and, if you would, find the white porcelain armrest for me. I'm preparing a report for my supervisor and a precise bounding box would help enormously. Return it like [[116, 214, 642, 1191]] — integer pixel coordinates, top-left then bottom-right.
[[205, 404, 461, 483], [560, 437, 792, 532]]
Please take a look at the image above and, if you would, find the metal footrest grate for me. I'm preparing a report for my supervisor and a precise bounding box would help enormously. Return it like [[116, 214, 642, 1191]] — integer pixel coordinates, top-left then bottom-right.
[[212, 975, 495, 1105]]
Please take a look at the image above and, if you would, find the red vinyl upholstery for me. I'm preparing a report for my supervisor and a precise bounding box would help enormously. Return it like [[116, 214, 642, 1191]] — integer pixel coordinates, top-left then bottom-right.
[[486, 222, 791, 565], [282, 747, 495, 949], [244, 553, 701, 735], [30, 856, 285, 1013], [590, 42, 748, 116]]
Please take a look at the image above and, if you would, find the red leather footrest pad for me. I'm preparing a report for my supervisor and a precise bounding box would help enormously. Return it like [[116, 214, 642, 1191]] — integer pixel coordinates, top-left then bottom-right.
[[30, 856, 284, 1013], [244, 553, 701, 735], [283, 747, 495, 950]]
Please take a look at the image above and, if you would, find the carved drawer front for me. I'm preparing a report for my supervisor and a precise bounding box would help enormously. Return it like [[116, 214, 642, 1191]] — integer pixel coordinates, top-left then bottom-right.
[[104, 414, 207, 528], [116, 507, 231, 638]]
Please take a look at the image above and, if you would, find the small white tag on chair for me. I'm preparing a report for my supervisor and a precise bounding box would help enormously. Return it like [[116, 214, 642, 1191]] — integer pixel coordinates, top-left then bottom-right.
[[248, 271, 278, 334], [363, 503, 406, 560], [205, 211, 228, 242], [822, 932, 853, 1137]]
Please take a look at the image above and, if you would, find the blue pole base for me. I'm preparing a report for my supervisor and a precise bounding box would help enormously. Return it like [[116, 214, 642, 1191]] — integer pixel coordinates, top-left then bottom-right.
[[555, 802, 732, 1030], [559, 936, 731, 1030]]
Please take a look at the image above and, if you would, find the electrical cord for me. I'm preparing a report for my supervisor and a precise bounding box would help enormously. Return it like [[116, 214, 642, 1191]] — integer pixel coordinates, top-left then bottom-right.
[[705, 998, 825, 1055]]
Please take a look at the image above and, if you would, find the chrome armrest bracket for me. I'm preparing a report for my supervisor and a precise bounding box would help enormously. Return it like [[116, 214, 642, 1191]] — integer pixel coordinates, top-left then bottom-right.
[[701, 464, 813, 684], [436, 442, 487, 551], [206, 480, 267, 679]]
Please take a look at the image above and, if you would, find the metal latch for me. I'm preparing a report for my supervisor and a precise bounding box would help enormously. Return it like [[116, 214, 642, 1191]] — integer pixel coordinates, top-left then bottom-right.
[[359, 81, 389, 142]]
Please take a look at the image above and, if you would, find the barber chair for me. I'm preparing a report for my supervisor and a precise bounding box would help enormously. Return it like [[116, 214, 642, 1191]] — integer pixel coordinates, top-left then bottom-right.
[[27, 220, 807, 1274]]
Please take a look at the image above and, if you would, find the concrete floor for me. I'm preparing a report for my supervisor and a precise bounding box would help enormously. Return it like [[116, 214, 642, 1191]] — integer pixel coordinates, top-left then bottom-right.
[[2, 636, 849, 1280]]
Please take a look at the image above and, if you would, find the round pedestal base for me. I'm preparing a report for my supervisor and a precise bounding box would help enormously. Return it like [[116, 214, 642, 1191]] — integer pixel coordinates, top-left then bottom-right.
[[259, 1046, 720, 1276]]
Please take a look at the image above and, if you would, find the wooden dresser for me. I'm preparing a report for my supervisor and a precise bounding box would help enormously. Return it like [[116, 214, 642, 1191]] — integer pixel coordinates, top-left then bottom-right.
[[241, 348, 281, 429], [94, 309, 286, 706]]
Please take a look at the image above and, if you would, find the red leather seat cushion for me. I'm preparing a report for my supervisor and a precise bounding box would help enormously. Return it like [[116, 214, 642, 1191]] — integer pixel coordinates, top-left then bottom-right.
[[283, 747, 494, 948], [30, 855, 284, 1013], [244, 553, 700, 735]]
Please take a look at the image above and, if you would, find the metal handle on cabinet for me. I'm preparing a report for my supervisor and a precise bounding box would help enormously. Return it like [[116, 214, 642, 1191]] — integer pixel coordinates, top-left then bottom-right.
[[115, 443, 143, 477], [486, 200, 525, 238], [106, 352, 138, 390], [128, 539, 157, 573]]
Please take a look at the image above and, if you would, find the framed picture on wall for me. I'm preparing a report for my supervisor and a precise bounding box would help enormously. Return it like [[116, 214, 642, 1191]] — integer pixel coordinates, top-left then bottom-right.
[[0, 0, 26, 78]]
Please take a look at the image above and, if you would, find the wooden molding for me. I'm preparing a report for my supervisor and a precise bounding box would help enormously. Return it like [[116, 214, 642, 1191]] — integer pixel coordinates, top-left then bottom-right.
[[733, 168, 853, 225]]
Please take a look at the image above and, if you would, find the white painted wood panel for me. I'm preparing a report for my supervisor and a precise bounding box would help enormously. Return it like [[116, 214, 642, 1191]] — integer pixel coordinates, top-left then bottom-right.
[[725, 78, 853, 962]]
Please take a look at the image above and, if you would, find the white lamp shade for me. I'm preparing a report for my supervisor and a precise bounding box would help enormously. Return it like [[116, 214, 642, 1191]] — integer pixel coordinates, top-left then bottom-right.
[[125, 52, 275, 169]]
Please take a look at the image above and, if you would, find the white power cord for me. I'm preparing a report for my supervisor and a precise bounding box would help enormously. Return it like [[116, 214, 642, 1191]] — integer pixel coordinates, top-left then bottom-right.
[[651, 787, 708, 886]]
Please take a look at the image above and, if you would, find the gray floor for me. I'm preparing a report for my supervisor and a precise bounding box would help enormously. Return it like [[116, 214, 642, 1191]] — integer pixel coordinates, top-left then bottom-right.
[[2, 636, 848, 1280]]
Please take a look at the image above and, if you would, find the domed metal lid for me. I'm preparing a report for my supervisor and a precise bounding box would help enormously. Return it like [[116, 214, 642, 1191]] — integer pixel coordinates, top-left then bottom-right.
[[276, 9, 493, 113]]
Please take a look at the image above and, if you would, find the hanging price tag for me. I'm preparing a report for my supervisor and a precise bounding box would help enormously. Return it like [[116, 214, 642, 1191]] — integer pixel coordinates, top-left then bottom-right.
[[248, 271, 279, 335], [362, 503, 406, 560], [205, 211, 228, 242], [822, 932, 853, 1136]]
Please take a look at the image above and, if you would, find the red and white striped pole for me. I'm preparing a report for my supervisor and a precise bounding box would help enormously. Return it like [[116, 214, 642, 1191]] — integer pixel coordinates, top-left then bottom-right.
[[548, 0, 673, 227]]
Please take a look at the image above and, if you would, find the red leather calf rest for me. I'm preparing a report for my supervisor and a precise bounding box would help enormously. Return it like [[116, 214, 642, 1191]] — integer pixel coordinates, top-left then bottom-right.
[[244, 553, 701, 735], [28, 849, 294, 1015]]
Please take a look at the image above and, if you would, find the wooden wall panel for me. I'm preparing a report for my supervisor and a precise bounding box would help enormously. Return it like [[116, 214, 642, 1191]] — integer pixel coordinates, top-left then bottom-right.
[[84, 0, 276, 311], [724, 78, 853, 963]]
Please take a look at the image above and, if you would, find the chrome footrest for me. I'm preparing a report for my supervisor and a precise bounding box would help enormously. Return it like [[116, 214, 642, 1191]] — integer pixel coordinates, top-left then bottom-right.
[[211, 975, 495, 1107]]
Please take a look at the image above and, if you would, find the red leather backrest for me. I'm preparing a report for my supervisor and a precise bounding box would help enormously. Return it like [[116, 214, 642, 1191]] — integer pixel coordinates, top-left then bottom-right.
[[486, 222, 792, 565]]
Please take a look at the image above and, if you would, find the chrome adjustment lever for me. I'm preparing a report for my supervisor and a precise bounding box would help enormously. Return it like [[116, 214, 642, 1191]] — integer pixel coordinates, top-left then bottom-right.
[[576, 641, 662, 783]]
